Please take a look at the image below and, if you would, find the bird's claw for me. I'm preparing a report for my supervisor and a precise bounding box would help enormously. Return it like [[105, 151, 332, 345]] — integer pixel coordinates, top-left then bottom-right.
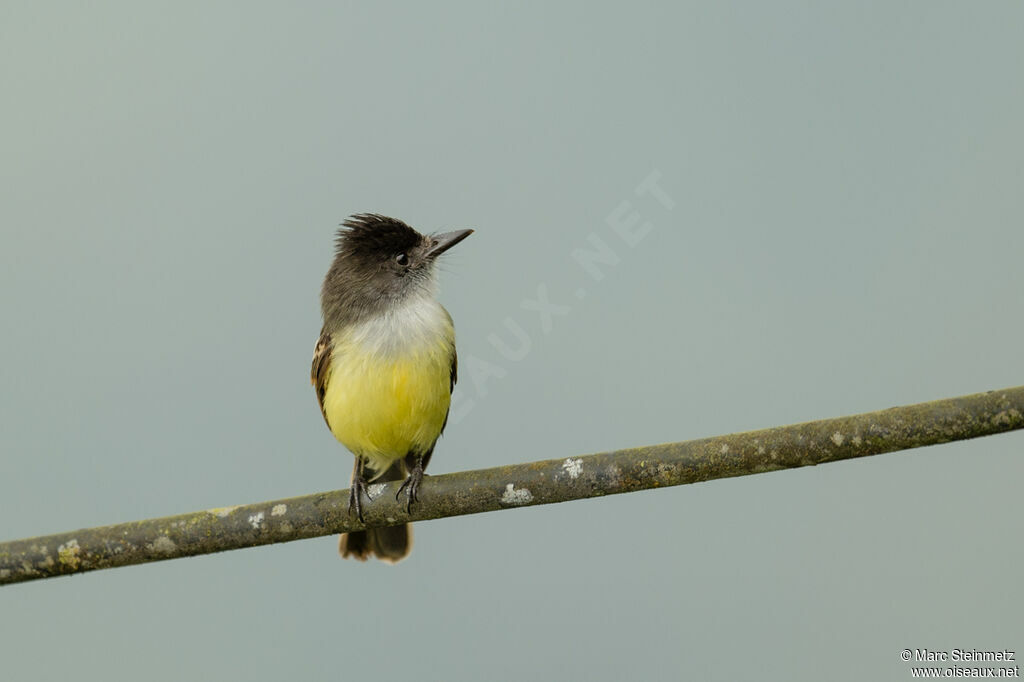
[[348, 475, 369, 523], [395, 465, 424, 513]]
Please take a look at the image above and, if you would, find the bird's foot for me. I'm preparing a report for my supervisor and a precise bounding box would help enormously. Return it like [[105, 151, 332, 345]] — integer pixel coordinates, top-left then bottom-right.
[[348, 474, 369, 523], [396, 463, 425, 513]]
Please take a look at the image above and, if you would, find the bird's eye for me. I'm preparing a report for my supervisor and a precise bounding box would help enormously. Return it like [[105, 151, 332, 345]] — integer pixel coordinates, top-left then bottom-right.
[[395, 253, 409, 266]]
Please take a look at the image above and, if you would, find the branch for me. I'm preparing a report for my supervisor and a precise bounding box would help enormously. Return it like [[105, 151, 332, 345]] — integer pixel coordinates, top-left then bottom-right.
[[2, 386, 1022, 586]]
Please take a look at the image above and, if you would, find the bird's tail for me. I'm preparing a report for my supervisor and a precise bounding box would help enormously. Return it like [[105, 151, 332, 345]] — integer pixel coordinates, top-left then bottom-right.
[[339, 460, 412, 563]]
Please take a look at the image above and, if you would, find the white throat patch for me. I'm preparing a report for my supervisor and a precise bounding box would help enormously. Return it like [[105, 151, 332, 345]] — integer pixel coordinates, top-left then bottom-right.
[[345, 293, 453, 357]]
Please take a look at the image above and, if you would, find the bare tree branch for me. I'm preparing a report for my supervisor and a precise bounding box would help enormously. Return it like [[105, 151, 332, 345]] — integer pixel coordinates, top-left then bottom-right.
[[2, 385, 1022, 586]]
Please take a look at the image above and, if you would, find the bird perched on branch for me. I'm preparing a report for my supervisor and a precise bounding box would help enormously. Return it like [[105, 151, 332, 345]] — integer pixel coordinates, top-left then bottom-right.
[[312, 214, 472, 562]]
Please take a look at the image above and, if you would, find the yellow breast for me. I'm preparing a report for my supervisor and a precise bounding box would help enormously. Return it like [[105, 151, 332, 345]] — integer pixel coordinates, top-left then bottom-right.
[[322, 300, 454, 472]]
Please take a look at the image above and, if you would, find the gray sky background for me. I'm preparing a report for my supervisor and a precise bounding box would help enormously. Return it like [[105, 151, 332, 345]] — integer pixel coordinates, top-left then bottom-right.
[[2, 3, 1022, 681]]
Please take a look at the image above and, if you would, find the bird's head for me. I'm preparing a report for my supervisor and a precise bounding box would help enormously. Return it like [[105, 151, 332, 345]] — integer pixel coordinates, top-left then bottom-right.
[[322, 214, 473, 322]]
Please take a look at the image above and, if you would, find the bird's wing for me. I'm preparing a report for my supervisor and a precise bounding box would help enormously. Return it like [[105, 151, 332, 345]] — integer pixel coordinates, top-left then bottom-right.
[[445, 306, 458, 394], [450, 346, 457, 393], [311, 327, 333, 427], [435, 344, 457, 442]]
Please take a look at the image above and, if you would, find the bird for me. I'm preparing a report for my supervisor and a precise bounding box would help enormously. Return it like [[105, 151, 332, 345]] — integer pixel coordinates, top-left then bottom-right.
[[311, 214, 472, 562]]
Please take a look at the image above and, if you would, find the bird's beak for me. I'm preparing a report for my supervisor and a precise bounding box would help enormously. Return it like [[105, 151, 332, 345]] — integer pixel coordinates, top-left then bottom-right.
[[425, 229, 474, 258]]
